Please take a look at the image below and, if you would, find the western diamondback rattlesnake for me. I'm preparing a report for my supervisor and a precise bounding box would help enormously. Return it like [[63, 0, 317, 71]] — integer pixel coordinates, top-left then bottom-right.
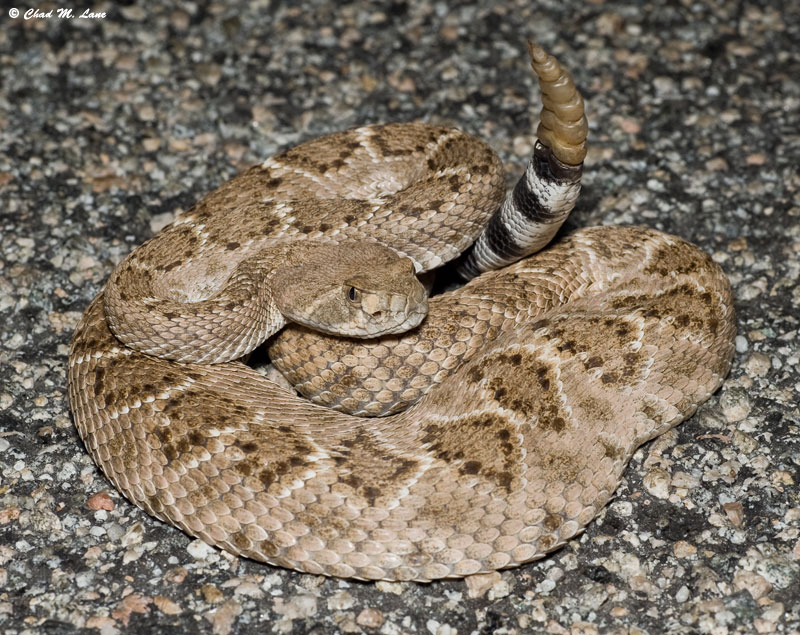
[[68, 43, 736, 581]]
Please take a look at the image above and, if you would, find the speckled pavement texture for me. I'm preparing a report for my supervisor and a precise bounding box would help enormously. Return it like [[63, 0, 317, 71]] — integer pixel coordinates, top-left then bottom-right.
[[1, 1, 798, 633]]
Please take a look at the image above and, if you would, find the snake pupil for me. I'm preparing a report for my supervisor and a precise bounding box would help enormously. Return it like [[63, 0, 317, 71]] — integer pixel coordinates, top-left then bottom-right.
[[348, 286, 357, 302]]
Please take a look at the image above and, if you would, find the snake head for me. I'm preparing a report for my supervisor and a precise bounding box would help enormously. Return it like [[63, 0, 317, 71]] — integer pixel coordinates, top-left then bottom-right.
[[273, 241, 428, 337]]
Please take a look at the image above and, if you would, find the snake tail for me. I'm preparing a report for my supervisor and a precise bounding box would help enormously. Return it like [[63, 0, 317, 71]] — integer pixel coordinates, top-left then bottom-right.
[[457, 42, 587, 278]]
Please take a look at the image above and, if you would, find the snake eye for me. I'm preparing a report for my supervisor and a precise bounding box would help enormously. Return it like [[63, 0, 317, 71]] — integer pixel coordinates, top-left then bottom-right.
[[347, 286, 359, 303]]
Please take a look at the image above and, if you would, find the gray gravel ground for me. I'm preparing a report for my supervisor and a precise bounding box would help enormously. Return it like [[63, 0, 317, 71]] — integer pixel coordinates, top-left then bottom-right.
[[1, 1, 799, 633]]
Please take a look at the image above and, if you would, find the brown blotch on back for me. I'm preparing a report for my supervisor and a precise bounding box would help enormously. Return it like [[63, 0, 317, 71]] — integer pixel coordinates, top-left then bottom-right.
[[163, 443, 178, 461], [232, 532, 252, 552], [245, 432, 314, 489], [617, 281, 723, 343], [639, 399, 666, 427], [550, 312, 647, 388], [261, 219, 280, 235], [159, 260, 183, 273], [258, 539, 280, 558], [537, 449, 581, 484], [600, 439, 623, 460], [462, 460, 482, 475], [420, 411, 523, 492], [479, 349, 568, 432], [643, 240, 709, 277], [543, 513, 562, 532], [329, 429, 422, 503]]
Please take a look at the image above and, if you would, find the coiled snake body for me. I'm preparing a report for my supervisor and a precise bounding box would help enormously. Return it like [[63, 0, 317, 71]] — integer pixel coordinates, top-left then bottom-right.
[[68, 45, 735, 581]]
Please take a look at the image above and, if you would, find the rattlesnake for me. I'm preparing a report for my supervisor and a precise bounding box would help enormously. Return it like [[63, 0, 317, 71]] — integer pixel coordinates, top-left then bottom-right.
[[68, 44, 736, 581]]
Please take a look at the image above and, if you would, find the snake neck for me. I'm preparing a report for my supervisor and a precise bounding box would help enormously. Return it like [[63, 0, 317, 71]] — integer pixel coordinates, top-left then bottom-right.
[[103, 246, 290, 365]]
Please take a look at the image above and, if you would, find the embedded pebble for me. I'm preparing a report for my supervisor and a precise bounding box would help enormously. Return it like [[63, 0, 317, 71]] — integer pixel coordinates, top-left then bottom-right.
[[719, 388, 753, 422], [733, 571, 772, 600], [745, 352, 772, 377], [643, 466, 671, 499], [187, 540, 218, 560], [356, 608, 385, 628]]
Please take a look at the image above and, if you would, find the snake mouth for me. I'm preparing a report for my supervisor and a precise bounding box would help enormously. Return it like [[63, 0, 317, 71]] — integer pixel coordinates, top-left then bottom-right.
[[346, 281, 428, 337], [352, 303, 428, 337]]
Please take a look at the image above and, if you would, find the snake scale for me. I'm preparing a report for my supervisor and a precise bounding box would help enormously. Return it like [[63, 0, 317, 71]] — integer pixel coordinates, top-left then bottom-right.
[[68, 44, 735, 581]]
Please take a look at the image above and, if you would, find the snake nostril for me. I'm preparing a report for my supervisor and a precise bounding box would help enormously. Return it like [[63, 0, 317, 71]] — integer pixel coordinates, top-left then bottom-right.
[[373, 311, 383, 319]]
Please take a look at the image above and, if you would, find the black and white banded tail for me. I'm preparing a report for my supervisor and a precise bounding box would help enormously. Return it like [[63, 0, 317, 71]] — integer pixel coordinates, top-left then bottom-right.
[[456, 142, 582, 279], [457, 42, 588, 279]]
